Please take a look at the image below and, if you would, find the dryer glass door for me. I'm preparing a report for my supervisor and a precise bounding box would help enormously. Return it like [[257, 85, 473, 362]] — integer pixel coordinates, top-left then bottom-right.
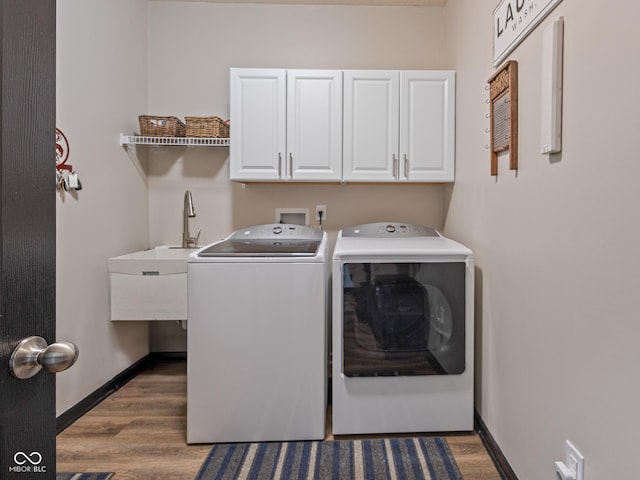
[[342, 261, 465, 377]]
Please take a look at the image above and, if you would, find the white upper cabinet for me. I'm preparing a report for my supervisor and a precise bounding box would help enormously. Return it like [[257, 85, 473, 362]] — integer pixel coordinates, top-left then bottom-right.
[[343, 71, 400, 182], [230, 68, 342, 182], [343, 70, 455, 183], [287, 70, 343, 181], [231, 68, 455, 183], [230, 68, 286, 181], [400, 71, 455, 182]]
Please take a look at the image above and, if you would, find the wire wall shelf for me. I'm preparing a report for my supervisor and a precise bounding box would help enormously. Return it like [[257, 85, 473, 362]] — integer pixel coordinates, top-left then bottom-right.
[[120, 134, 230, 147]]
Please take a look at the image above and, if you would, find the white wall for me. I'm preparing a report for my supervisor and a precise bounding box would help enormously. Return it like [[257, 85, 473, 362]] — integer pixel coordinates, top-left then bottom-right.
[[146, 1, 450, 247], [145, 2, 451, 350], [56, 0, 150, 415], [444, 1, 640, 478]]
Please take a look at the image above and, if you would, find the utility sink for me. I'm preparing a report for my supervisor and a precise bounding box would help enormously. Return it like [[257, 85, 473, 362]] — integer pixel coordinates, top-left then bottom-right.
[[108, 246, 197, 321], [108, 246, 196, 275]]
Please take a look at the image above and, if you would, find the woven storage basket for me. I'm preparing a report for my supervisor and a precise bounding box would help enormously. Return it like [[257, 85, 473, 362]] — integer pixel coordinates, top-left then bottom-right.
[[185, 116, 230, 138], [138, 115, 186, 137]]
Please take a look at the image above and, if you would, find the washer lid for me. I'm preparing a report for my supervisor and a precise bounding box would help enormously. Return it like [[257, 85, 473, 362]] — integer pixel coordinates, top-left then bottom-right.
[[341, 222, 440, 238], [197, 224, 323, 257]]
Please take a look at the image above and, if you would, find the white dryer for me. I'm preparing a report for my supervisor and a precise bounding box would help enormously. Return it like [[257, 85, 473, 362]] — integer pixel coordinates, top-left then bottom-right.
[[332, 222, 474, 435], [187, 224, 328, 444]]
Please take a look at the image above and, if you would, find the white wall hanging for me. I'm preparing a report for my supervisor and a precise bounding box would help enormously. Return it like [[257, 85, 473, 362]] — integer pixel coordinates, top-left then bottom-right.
[[540, 17, 564, 154]]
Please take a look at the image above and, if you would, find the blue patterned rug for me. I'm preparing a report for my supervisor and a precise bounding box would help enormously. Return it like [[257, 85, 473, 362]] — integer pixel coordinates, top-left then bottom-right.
[[56, 474, 114, 480], [195, 437, 462, 480]]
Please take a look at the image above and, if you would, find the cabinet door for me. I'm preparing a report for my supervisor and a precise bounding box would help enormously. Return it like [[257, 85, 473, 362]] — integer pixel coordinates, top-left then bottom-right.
[[230, 68, 286, 181], [399, 71, 456, 182], [343, 71, 399, 182], [287, 70, 343, 181]]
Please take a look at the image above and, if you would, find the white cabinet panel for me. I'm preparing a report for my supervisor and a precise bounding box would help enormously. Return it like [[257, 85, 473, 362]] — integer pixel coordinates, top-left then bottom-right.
[[230, 69, 286, 181], [287, 70, 342, 181], [343, 71, 399, 182], [400, 71, 455, 182]]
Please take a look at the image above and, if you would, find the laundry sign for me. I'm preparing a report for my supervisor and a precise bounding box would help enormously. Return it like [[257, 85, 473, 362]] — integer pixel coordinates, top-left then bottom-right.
[[493, 0, 563, 67]]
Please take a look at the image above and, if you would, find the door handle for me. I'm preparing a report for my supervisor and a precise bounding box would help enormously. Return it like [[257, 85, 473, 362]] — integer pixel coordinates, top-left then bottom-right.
[[9, 336, 79, 380], [289, 152, 293, 179], [404, 154, 409, 179]]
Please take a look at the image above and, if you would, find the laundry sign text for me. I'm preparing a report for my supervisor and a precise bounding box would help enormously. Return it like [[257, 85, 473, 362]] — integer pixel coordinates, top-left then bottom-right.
[[493, 0, 563, 67]]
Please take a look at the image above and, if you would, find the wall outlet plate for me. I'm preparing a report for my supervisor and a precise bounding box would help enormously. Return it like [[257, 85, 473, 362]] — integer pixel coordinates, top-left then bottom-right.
[[566, 440, 584, 480], [315, 205, 327, 221]]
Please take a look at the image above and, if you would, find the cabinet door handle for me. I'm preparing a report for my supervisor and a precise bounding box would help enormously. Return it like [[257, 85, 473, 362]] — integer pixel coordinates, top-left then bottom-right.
[[278, 153, 282, 178], [393, 154, 398, 179], [289, 152, 293, 179], [404, 154, 409, 179]]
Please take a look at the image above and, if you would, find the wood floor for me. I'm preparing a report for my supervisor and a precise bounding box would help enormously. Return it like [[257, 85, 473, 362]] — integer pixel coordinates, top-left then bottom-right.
[[56, 361, 502, 479]]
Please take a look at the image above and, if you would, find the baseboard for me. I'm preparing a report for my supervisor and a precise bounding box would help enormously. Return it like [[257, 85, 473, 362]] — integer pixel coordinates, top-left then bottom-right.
[[152, 351, 187, 361], [56, 353, 172, 434], [474, 410, 518, 480]]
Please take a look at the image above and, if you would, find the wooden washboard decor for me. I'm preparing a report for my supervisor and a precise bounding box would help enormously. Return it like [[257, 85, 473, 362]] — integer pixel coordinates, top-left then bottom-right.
[[488, 60, 518, 176]]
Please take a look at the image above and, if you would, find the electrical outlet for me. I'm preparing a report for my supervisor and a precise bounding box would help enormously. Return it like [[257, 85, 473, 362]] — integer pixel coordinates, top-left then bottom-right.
[[315, 205, 327, 222], [566, 441, 584, 480]]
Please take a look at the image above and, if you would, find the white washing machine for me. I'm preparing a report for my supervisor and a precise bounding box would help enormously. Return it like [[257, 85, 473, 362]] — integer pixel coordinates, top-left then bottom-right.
[[332, 222, 474, 435], [187, 224, 328, 444]]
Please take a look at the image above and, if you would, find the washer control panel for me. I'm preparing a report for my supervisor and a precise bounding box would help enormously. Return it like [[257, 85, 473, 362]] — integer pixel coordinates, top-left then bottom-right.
[[235, 224, 322, 240], [342, 222, 439, 238]]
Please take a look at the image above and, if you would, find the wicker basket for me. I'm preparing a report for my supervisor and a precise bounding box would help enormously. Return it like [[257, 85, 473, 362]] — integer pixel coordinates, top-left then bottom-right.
[[138, 115, 186, 137], [185, 116, 230, 138]]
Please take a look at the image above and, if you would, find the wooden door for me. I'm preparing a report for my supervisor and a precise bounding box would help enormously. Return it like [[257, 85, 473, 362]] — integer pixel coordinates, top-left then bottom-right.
[[0, 1, 57, 478]]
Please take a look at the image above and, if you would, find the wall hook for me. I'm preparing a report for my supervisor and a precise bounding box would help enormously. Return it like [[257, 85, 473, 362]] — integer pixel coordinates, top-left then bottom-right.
[[56, 127, 82, 192]]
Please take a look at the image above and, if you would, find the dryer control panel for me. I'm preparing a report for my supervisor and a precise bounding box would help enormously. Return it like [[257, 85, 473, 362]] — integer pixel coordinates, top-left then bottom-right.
[[342, 222, 439, 238]]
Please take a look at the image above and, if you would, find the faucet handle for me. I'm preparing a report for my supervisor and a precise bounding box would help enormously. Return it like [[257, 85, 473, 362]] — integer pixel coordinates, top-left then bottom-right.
[[185, 230, 201, 248]]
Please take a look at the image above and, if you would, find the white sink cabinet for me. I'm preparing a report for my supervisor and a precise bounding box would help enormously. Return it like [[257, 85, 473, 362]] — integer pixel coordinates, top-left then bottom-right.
[[108, 246, 196, 321]]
